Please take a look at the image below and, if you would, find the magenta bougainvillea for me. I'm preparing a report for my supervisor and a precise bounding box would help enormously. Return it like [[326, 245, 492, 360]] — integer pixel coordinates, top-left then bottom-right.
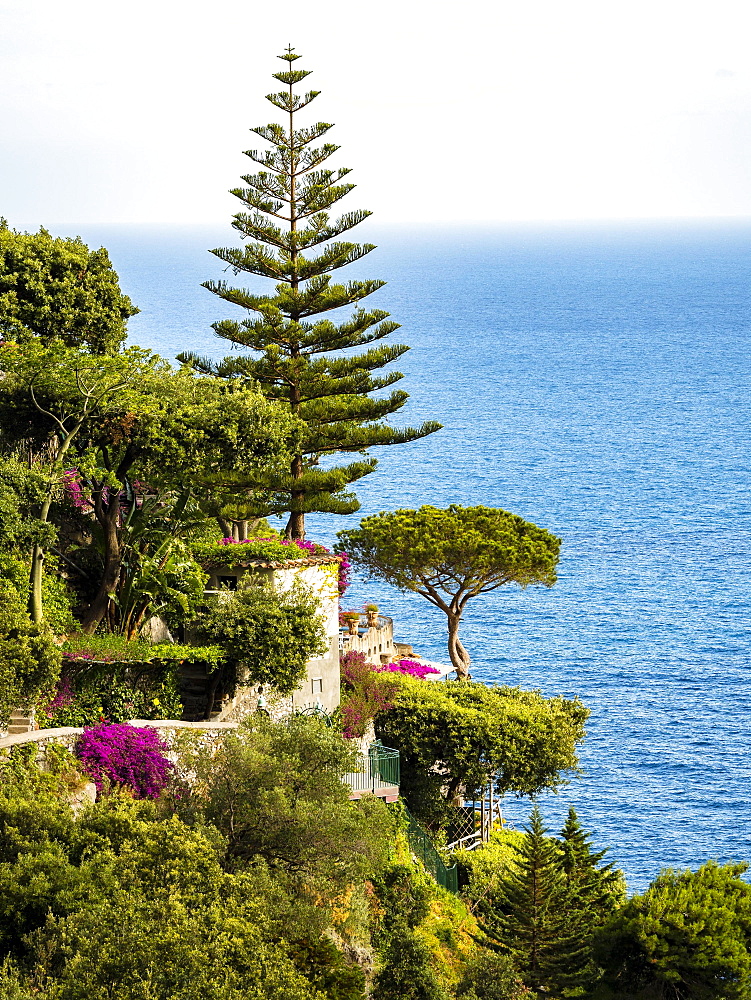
[[378, 659, 440, 679], [339, 651, 400, 739], [74, 722, 173, 799]]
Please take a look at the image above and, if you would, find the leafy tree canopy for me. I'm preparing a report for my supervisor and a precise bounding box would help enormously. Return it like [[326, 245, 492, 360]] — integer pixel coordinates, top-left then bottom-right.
[[173, 715, 392, 891], [0, 223, 137, 354], [0, 787, 329, 1000], [0, 340, 300, 628], [375, 676, 587, 829], [596, 860, 751, 999], [337, 505, 560, 678]]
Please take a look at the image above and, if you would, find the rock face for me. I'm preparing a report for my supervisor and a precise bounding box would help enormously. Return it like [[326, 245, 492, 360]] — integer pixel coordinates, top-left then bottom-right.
[[66, 781, 97, 816]]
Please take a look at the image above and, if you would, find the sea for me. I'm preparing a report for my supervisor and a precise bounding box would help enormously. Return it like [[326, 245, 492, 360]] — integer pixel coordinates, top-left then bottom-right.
[[56, 220, 751, 893]]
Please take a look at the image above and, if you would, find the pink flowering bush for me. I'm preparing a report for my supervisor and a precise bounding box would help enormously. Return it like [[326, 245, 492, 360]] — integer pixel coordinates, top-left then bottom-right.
[[339, 651, 400, 739], [74, 722, 173, 799], [379, 659, 440, 680]]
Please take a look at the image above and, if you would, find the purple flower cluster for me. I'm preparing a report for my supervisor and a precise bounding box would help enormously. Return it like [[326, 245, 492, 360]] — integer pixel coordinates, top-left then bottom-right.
[[378, 659, 440, 679], [44, 675, 76, 717], [75, 722, 173, 799], [63, 469, 88, 510], [340, 650, 400, 738]]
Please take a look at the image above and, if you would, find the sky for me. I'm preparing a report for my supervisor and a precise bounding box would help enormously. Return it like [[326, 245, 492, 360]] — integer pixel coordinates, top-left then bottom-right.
[[3, 0, 751, 226]]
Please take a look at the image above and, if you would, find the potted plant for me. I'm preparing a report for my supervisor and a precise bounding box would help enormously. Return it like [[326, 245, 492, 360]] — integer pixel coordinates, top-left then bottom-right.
[[364, 602, 379, 628], [342, 611, 361, 636]]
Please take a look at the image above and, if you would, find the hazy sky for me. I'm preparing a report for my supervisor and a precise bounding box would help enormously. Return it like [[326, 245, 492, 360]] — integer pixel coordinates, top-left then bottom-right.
[[3, 0, 751, 226]]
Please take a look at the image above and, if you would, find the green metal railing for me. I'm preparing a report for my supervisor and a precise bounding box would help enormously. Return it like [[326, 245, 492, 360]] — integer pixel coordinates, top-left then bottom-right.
[[344, 742, 400, 795], [403, 807, 459, 895]]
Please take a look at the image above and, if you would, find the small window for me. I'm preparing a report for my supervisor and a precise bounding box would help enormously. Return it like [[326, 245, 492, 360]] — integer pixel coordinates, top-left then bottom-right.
[[217, 575, 238, 590], [311, 678, 323, 694]]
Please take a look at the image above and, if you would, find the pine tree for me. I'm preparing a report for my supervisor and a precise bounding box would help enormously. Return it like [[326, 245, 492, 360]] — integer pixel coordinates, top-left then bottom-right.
[[181, 47, 441, 539], [489, 806, 585, 994], [552, 807, 624, 992], [491, 807, 566, 990]]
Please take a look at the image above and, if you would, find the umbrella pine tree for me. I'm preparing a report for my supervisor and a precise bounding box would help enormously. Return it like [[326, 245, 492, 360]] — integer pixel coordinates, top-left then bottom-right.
[[182, 47, 441, 539]]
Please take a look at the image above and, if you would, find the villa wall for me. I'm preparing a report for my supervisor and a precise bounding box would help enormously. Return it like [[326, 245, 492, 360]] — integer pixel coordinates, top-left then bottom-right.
[[204, 556, 342, 716]]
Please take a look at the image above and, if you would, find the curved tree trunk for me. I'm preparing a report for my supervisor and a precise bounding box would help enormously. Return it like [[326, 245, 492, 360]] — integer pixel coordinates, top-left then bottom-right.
[[81, 501, 121, 633], [447, 612, 471, 680]]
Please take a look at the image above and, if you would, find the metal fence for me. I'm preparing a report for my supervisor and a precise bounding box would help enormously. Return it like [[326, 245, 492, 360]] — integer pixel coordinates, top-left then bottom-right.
[[344, 742, 400, 795], [403, 807, 459, 895]]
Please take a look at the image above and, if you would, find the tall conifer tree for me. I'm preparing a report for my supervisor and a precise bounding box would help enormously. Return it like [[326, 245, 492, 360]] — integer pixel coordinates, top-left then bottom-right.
[[489, 806, 584, 993], [182, 48, 441, 539]]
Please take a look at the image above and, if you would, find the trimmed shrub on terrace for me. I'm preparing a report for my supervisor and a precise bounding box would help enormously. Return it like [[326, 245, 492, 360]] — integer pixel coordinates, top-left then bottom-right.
[[42, 637, 226, 726], [192, 579, 327, 695], [197, 536, 351, 595], [377, 677, 588, 830], [75, 722, 173, 799]]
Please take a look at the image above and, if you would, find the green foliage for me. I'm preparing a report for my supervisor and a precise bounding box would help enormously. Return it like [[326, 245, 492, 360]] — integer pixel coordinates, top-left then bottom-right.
[[454, 828, 525, 903], [179, 49, 439, 537], [375, 676, 588, 829], [0, 787, 327, 1000], [557, 807, 626, 981], [173, 715, 392, 890], [110, 490, 209, 639], [192, 578, 327, 694], [60, 633, 224, 665], [0, 224, 137, 354], [0, 583, 61, 727], [0, 339, 299, 630], [40, 571, 77, 634], [372, 863, 432, 941], [596, 861, 751, 999], [0, 459, 55, 556], [338, 505, 560, 677], [287, 935, 366, 1000], [489, 806, 583, 994], [45, 667, 183, 727], [45, 637, 227, 726], [0, 958, 35, 1000], [194, 537, 295, 566], [455, 951, 531, 1000], [371, 927, 450, 1000], [467, 808, 624, 996]]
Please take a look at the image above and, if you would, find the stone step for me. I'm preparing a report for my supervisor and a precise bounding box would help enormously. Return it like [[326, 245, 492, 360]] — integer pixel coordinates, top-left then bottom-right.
[[8, 710, 34, 735]]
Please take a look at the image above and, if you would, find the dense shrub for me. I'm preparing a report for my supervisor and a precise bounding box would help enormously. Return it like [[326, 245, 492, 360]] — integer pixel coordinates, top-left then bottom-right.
[[172, 715, 392, 888], [455, 952, 531, 1000], [371, 928, 449, 1000], [74, 722, 173, 799], [192, 579, 327, 695], [0, 578, 61, 727], [596, 861, 751, 999]]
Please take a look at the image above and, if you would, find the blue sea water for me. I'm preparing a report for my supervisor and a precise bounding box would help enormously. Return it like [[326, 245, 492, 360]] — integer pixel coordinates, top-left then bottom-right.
[[61, 220, 751, 893]]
